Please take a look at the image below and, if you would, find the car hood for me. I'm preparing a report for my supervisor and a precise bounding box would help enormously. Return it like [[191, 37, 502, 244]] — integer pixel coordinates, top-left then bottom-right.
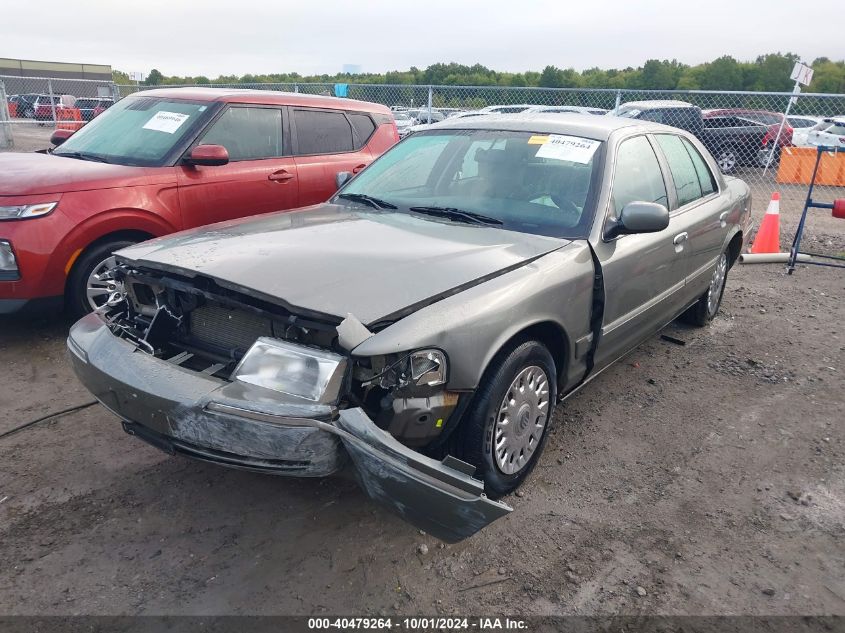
[[0, 152, 161, 195], [118, 204, 568, 326]]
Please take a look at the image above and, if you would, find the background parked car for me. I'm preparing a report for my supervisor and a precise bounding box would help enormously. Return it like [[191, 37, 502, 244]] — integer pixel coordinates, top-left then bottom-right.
[[522, 105, 608, 116], [9, 93, 43, 119], [0, 87, 398, 317], [614, 100, 703, 134], [33, 95, 63, 121], [478, 103, 536, 114], [806, 117, 845, 149], [703, 109, 793, 168], [393, 110, 416, 137], [788, 115, 823, 146], [75, 97, 114, 121]]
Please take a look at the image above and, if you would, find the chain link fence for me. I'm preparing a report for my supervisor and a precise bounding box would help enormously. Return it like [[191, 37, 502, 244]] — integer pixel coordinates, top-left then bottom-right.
[[3, 75, 844, 225]]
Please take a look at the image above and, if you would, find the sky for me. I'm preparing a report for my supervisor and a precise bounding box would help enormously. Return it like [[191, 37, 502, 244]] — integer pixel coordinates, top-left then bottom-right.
[[1, 0, 838, 78]]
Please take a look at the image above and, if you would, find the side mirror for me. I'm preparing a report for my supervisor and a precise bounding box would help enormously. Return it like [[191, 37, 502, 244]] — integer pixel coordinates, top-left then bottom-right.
[[185, 144, 229, 167], [335, 171, 353, 189], [50, 129, 74, 146], [605, 201, 669, 240]]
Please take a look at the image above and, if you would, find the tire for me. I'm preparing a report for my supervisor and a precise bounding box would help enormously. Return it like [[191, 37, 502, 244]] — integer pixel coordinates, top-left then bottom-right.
[[66, 239, 136, 319], [681, 249, 729, 327], [455, 339, 557, 499], [715, 147, 738, 174]]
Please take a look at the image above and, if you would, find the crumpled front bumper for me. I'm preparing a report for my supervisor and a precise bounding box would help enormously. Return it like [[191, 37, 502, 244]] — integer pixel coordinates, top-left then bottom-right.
[[67, 312, 511, 542]]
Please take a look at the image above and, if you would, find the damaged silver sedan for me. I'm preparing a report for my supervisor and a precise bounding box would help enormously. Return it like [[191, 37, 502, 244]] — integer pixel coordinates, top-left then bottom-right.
[[68, 114, 751, 541]]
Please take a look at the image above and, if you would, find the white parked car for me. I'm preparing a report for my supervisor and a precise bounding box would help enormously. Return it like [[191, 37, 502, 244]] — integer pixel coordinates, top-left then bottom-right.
[[787, 116, 823, 146], [478, 103, 536, 114], [522, 105, 609, 116], [806, 118, 845, 149]]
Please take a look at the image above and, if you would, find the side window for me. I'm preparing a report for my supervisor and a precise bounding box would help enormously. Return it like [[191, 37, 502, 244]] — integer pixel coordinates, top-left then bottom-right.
[[293, 109, 354, 155], [201, 107, 283, 161], [654, 134, 703, 208], [682, 138, 717, 196], [612, 136, 668, 214], [347, 112, 376, 148]]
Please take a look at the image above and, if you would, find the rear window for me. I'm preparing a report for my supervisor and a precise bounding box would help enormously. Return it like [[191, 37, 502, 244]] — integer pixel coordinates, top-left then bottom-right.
[[348, 112, 376, 146], [293, 109, 354, 155], [741, 112, 781, 125], [75, 99, 99, 108]]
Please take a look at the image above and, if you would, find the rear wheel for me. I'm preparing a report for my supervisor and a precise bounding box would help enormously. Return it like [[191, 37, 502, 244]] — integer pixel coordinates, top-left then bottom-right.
[[682, 249, 729, 327], [456, 339, 557, 499], [66, 239, 135, 319], [715, 147, 738, 174]]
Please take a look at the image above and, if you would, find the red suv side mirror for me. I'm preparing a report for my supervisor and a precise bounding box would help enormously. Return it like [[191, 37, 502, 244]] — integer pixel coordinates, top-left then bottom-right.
[[50, 129, 75, 146], [186, 144, 229, 167]]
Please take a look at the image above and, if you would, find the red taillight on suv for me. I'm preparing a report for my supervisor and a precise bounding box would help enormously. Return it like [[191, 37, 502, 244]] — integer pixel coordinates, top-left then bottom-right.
[[762, 123, 793, 148]]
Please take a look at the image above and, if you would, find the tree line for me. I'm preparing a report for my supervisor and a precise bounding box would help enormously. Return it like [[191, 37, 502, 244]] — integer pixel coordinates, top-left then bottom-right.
[[113, 53, 845, 94]]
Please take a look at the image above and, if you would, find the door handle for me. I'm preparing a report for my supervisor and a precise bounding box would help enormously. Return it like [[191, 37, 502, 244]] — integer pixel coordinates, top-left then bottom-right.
[[352, 163, 367, 174], [673, 232, 689, 245], [268, 170, 294, 182], [719, 211, 729, 228]]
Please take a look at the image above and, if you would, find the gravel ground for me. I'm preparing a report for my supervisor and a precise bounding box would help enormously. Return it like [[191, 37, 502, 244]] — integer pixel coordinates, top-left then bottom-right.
[[0, 138, 843, 617]]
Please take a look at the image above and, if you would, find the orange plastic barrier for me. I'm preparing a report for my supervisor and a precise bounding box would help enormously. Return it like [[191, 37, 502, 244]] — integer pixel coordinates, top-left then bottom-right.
[[55, 107, 83, 131], [7, 102, 17, 118], [777, 146, 845, 186]]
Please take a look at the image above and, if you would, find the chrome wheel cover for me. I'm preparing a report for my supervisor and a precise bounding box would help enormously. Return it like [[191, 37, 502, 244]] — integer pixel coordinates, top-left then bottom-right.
[[86, 255, 123, 311], [493, 365, 550, 475], [717, 151, 736, 173], [707, 252, 728, 316]]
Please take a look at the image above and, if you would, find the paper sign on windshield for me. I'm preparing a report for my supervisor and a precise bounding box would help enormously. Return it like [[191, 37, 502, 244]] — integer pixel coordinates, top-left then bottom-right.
[[143, 111, 190, 134], [535, 135, 600, 164]]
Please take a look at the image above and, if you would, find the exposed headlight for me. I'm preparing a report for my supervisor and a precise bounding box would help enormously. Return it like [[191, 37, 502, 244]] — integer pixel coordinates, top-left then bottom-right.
[[0, 240, 19, 276], [368, 349, 448, 389], [232, 337, 347, 403], [0, 202, 58, 220]]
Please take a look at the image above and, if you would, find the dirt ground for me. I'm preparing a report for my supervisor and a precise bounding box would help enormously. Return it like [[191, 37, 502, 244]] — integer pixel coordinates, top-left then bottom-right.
[[1, 135, 844, 618]]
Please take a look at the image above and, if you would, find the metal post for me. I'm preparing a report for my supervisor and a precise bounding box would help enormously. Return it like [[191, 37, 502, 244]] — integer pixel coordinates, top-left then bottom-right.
[[613, 90, 622, 115], [110, 82, 120, 102], [294, 83, 299, 93], [427, 86, 433, 124], [763, 82, 800, 176], [48, 79, 57, 126], [0, 80, 13, 150]]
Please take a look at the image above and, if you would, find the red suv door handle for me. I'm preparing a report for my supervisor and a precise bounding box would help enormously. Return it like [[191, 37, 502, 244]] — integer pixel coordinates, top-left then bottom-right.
[[352, 163, 367, 174], [268, 170, 295, 182]]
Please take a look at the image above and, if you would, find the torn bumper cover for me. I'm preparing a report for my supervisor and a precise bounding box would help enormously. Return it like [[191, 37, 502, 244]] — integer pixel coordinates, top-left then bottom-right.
[[67, 312, 511, 542]]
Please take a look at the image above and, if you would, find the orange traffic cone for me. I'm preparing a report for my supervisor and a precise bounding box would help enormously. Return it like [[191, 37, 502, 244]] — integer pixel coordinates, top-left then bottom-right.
[[750, 192, 781, 254]]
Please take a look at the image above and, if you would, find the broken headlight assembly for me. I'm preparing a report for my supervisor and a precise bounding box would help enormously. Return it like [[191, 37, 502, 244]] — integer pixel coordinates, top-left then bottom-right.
[[231, 337, 347, 403], [364, 349, 448, 390]]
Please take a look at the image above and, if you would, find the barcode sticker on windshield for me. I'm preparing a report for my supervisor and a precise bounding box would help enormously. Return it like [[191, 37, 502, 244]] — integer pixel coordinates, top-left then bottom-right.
[[535, 135, 600, 164], [142, 111, 190, 134]]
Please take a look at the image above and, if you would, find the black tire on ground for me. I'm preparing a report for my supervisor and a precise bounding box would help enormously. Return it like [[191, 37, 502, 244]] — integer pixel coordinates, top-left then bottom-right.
[[681, 249, 730, 327], [66, 239, 136, 319], [455, 339, 557, 499]]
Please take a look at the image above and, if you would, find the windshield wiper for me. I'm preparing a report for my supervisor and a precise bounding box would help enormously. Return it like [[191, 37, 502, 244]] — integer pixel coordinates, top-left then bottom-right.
[[54, 151, 111, 164], [337, 193, 397, 210], [409, 206, 503, 226]]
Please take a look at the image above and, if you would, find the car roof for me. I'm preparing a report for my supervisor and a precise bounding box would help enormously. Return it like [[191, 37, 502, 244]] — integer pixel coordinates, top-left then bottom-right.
[[703, 108, 781, 117], [421, 112, 665, 140], [620, 100, 695, 109], [126, 87, 391, 114]]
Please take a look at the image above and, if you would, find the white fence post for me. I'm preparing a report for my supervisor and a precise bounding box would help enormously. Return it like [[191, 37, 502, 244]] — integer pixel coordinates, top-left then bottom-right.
[[0, 80, 13, 149]]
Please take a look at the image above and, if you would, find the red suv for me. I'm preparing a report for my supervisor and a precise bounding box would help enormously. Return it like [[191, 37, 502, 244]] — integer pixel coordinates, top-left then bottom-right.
[[0, 88, 398, 316]]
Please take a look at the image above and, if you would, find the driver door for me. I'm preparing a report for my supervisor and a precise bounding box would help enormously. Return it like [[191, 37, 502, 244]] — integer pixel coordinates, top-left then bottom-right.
[[590, 134, 690, 370], [177, 105, 299, 228]]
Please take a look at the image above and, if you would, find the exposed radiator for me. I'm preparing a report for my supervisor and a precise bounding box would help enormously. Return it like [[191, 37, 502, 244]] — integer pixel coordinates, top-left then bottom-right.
[[188, 305, 272, 353]]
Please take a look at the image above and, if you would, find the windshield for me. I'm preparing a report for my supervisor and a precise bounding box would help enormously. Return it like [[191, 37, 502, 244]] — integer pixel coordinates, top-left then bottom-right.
[[393, 112, 411, 121], [75, 99, 100, 108], [335, 130, 602, 239], [53, 96, 214, 166]]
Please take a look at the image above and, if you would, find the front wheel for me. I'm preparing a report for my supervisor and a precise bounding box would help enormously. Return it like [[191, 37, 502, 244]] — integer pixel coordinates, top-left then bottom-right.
[[66, 239, 136, 319], [455, 339, 557, 499], [681, 250, 729, 326]]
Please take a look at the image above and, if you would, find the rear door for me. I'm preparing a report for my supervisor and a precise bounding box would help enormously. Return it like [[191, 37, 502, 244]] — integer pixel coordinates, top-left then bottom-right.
[[177, 104, 299, 228], [291, 108, 374, 206], [653, 133, 728, 302], [590, 134, 689, 370]]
